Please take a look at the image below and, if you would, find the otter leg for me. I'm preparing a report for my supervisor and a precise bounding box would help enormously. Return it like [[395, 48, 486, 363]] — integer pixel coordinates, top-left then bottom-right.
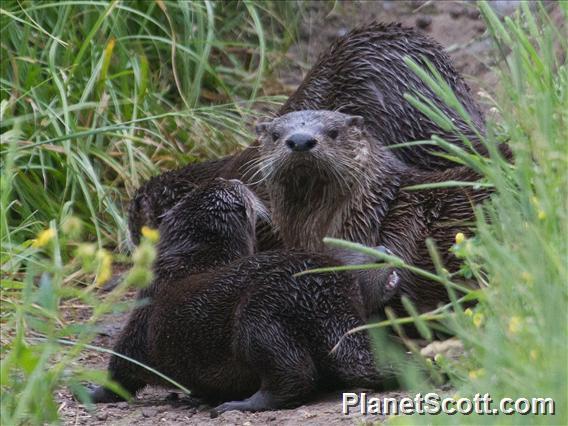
[[88, 358, 147, 403], [329, 332, 398, 390], [211, 324, 317, 417], [88, 314, 149, 403]]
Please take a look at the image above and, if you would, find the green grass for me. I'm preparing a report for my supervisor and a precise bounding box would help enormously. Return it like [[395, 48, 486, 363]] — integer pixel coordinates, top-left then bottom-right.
[[0, 0, 298, 253], [1, 1, 566, 425]]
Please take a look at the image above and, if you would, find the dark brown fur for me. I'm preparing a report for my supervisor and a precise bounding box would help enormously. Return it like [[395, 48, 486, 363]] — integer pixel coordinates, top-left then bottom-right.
[[128, 22, 488, 244], [256, 110, 499, 314], [90, 180, 400, 416]]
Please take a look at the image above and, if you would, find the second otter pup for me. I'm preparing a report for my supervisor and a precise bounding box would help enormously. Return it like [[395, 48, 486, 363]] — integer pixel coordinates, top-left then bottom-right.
[[89, 179, 401, 416], [256, 110, 499, 314]]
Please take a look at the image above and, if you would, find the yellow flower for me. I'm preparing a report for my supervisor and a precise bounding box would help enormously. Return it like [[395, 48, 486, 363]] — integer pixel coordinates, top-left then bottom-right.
[[530, 350, 539, 361], [538, 210, 546, 220], [95, 249, 113, 286], [76, 243, 96, 258], [62, 216, 82, 238], [521, 271, 534, 287], [141, 226, 160, 243], [468, 368, 485, 379], [508, 316, 523, 334], [473, 312, 484, 328], [464, 308, 473, 317], [31, 228, 56, 248], [455, 232, 465, 245]]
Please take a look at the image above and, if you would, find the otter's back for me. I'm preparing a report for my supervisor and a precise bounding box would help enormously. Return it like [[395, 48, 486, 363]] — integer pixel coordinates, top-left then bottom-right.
[[280, 22, 486, 170]]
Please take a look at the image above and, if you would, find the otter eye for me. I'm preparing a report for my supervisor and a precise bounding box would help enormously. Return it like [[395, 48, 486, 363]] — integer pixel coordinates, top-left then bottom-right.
[[327, 129, 339, 139], [271, 132, 280, 141]]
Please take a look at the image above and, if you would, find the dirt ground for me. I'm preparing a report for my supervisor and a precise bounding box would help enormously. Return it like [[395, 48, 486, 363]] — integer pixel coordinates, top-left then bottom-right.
[[58, 1, 526, 424]]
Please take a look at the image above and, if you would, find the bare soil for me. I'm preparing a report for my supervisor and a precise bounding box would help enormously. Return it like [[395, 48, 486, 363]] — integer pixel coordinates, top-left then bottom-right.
[[58, 1, 523, 424]]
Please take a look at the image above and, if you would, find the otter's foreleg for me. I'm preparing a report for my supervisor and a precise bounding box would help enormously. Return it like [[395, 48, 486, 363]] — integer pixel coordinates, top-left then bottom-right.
[[330, 332, 399, 391], [88, 311, 150, 403], [210, 322, 317, 417]]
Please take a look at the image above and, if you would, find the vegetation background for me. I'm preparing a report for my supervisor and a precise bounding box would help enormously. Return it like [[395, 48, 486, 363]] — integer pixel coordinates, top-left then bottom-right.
[[1, 0, 566, 425]]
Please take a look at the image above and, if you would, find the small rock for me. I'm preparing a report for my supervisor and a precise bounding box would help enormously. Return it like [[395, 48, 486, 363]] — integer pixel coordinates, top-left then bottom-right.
[[449, 6, 463, 19], [300, 409, 317, 419], [415, 15, 432, 30], [468, 8, 481, 20], [474, 22, 486, 33], [490, 0, 522, 17], [96, 412, 108, 421], [117, 402, 129, 410], [142, 407, 157, 418]]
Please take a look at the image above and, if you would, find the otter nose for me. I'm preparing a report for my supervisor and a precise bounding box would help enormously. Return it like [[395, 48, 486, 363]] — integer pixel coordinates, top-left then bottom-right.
[[285, 133, 317, 152]]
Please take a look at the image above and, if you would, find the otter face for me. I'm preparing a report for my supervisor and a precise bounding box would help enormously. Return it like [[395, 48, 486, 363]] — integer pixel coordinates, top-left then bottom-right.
[[255, 110, 369, 192]]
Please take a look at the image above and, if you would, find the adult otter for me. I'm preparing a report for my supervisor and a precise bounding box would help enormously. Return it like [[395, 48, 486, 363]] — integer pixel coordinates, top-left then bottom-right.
[[128, 22, 487, 245], [255, 110, 497, 314], [90, 179, 401, 415]]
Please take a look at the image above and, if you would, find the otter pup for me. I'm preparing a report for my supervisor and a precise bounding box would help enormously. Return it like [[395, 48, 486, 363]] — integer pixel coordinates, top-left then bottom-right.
[[90, 179, 400, 416], [256, 110, 496, 314], [128, 22, 488, 245]]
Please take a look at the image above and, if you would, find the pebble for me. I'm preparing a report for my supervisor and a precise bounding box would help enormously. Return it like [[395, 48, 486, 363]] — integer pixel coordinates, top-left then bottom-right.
[[300, 409, 317, 419], [117, 402, 129, 410], [449, 6, 464, 19], [96, 412, 108, 421], [474, 22, 486, 33], [468, 8, 481, 20], [415, 15, 432, 30], [490, 0, 521, 17], [142, 407, 158, 418]]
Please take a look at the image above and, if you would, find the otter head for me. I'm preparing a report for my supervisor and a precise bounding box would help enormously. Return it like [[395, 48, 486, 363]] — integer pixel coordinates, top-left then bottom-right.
[[255, 110, 377, 250], [255, 110, 370, 196], [156, 178, 268, 274]]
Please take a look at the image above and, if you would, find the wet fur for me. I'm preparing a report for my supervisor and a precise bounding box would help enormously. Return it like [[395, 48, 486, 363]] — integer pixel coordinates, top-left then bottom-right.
[[128, 22, 489, 244], [90, 180, 399, 415], [257, 110, 498, 314]]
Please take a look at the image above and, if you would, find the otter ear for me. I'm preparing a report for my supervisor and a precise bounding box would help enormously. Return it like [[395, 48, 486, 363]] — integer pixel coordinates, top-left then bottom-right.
[[255, 122, 271, 136], [346, 115, 364, 128]]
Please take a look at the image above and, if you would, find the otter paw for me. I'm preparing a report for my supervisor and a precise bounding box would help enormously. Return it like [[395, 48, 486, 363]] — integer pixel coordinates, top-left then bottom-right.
[[210, 390, 277, 418], [88, 386, 126, 404], [387, 270, 400, 291]]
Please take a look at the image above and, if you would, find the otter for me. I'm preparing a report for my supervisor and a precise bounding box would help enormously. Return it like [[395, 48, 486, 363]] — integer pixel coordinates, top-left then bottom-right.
[[255, 110, 499, 314], [90, 179, 401, 416], [128, 22, 488, 245]]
